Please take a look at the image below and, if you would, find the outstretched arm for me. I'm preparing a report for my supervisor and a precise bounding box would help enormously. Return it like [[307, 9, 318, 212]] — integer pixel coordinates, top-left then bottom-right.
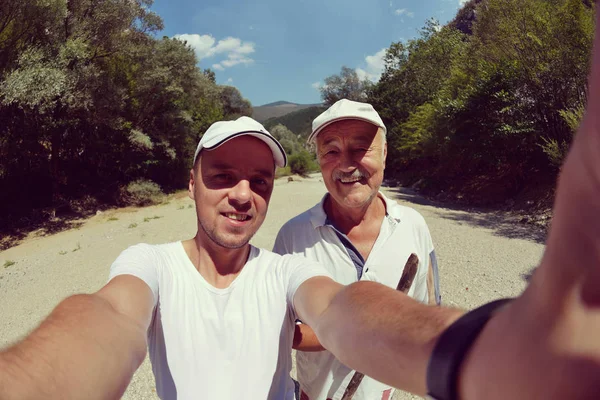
[[0, 276, 154, 400], [294, 277, 462, 396]]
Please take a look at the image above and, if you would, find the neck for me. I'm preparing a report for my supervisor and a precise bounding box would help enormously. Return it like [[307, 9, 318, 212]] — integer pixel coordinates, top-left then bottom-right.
[[183, 231, 250, 289], [325, 193, 386, 234]]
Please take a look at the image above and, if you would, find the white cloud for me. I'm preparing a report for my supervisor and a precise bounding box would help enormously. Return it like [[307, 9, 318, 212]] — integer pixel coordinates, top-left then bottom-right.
[[459, 0, 468, 5], [173, 34, 216, 59], [356, 48, 387, 82], [311, 48, 387, 92], [173, 34, 255, 70], [227, 78, 233, 84], [394, 8, 414, 18]]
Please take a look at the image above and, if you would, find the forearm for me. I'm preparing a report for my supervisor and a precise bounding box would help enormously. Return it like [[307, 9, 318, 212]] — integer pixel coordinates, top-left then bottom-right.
[[313, 281, 462, 396], [0, 294, 147, 400], [293, 323, 326, 352]]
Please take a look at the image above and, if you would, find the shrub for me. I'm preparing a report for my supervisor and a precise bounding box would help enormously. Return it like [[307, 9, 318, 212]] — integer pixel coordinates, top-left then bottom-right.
[[118, 179, 165, 207], [275, 166, 292, 178], [288, 151, 318, 176]]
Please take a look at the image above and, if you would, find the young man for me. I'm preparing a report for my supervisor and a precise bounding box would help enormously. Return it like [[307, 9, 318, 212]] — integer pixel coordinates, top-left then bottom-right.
[[274, 99, 440, 400]]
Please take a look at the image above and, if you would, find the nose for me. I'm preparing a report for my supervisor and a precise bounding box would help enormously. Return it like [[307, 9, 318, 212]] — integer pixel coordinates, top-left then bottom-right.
[[338, 149, 356, 171], [229, 178, 252, 206]]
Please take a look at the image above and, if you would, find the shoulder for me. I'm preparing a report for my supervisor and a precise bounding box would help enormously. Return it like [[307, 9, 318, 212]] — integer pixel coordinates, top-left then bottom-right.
[[274, 207, 321, 252], [387, 201, 429, 229], [254, 247, 312, 266], [113, 242, 183, 267], [278, 208, 316, 234]]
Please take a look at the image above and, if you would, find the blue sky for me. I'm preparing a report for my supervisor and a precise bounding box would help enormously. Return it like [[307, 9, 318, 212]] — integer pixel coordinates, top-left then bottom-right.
[[150, 0, 469, 106]]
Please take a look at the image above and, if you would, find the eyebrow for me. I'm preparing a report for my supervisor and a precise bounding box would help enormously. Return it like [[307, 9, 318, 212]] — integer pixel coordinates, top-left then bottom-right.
[[321, 135, 374, 147], [207, 163, 274, 178]]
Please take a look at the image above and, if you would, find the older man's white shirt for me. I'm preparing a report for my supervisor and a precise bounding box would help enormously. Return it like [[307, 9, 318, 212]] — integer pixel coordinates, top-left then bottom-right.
[[273, 192, 437, 400]]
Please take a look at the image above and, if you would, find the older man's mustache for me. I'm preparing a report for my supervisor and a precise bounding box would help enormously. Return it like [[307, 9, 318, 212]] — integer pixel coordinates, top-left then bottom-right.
[[333, 169, 368, 183]]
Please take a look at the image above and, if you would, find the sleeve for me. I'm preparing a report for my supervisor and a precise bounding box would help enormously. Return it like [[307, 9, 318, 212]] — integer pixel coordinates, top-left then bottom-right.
[[279, 254, 332, 320], [415, 214, 441, 305], [108, 243, 160, 306], [405, 209, 438, 305], [430, 250, 442, 305]]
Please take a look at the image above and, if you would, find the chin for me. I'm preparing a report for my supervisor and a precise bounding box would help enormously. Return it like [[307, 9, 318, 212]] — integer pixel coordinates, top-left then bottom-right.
[[215, 236, 252, 249], [341, 191, 375, 207]]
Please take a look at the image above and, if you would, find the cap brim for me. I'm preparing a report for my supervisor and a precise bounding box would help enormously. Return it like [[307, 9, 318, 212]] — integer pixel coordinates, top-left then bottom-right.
[[308, 117, 386, 143], [202, 131, 287, 168]]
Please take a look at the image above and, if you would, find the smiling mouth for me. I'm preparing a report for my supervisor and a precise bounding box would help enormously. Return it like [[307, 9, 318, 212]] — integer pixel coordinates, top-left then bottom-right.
[[339, 177, 363, 184], [224, 213, 251, 221]]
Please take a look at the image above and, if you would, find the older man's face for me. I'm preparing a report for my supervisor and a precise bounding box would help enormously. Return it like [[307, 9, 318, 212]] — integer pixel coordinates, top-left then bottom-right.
[[316, 119, 387, 210]]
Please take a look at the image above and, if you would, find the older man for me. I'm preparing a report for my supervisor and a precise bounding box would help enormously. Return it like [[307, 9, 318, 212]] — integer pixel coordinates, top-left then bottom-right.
[[274, 99, 440, 400]]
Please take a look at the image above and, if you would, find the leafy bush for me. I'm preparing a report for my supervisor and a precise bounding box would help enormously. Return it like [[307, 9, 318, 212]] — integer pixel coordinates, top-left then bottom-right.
[[118, 179, 165, 206], [288, 151, 318, 176]]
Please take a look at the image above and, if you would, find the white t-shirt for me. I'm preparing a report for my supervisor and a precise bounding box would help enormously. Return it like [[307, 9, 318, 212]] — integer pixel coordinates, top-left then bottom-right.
[[273, 193, 436, 400], [109, 242, 330, 400]]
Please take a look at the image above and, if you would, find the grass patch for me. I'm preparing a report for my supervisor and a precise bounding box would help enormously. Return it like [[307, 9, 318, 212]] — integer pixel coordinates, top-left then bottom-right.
[[107, 217, 119, 221], [3, 260, 15, 268], [72, 242, 81, 252], [143, 215, 163, 223], [59, 250, 67, 255], [187, 204, 193, 209], [177, 205, 185, 210], [128, 223, 138, 229]]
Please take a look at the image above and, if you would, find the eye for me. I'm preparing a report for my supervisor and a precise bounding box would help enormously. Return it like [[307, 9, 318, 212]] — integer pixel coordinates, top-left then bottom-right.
[[251, 177, 271, 191], [214, 173, 233, 182], [352, 147, 369, 154]]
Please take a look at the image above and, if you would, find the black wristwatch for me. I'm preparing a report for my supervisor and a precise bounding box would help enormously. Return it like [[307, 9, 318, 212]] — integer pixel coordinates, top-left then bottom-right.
[[426, 299, 512, 400]]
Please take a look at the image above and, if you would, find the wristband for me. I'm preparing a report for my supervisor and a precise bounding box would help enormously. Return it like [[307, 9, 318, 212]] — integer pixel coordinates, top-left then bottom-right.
[[426, 299, 512, 400]]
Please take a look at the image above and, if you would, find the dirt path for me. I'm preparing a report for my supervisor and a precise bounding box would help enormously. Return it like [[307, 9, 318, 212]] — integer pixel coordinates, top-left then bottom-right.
[[0, 174, 546, 399]]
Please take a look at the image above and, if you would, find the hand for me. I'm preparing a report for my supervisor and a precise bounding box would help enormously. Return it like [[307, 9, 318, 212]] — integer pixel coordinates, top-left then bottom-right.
[[459, 12, 600, 400]]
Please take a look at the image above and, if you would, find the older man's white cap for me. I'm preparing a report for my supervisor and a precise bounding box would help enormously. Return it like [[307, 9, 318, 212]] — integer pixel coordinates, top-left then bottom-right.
[[193, 116, 287, 168], [308, 99, 386, 143]]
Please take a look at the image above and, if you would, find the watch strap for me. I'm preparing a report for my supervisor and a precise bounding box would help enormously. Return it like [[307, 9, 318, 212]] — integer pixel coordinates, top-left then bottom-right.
[[426, 298, 512, 400]]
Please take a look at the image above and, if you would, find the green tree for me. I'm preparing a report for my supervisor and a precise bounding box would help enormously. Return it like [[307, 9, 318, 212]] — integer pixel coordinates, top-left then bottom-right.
[[320, 66, 371, 106], [219, 85, 253, 119]]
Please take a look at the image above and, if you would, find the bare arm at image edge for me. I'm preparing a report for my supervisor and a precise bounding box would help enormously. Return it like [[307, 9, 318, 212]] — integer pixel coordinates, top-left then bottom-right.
[[0, 275, 154, 400]]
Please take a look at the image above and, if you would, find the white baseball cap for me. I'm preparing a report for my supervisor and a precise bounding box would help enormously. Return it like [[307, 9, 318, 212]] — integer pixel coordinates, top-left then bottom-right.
[[193, 116, 287, 168], [308, 99, 386, 143]]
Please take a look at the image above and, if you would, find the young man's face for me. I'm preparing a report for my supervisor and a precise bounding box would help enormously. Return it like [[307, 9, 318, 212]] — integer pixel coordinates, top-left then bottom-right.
[[316, 119, 387, 210], [189, 136, 275, 249]]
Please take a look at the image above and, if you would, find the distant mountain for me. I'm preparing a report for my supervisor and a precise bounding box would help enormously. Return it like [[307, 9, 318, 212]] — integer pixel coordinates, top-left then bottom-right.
[[264, 105, 327, 138], [253, 101, 322, 122]]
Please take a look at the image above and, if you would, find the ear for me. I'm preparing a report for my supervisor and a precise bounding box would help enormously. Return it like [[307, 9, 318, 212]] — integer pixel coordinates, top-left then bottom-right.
[[188, 169, 196, 200], [383, 140, 388, 169]]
